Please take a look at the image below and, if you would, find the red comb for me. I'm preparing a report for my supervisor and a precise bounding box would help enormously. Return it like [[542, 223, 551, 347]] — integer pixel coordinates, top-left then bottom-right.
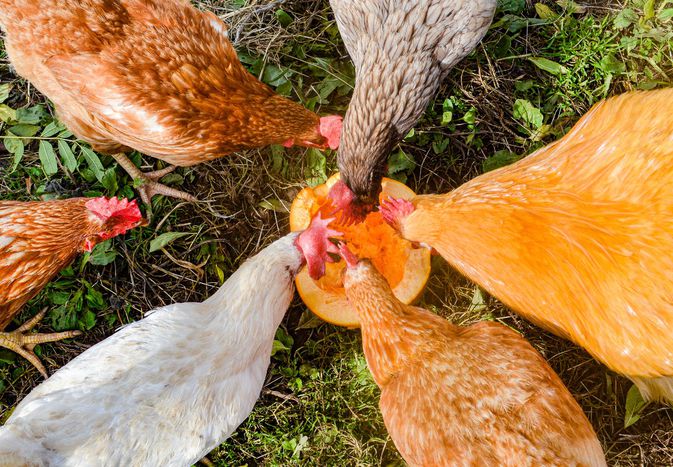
[[319, 115, 343, 150], [338, 242, 359, 269], [85, 197, 143, 239], [295, 212, 341, 280], [380, 197, 415, 232]]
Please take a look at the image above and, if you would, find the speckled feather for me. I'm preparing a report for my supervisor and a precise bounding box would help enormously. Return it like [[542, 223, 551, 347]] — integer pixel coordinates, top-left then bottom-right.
[[0, 234, 303, 466], [0, 199, 110, 330], [396, 88, 673, 401], [344, 260, 606, 467], [330, 0, 496, 197], [0, 0, 326, 166]]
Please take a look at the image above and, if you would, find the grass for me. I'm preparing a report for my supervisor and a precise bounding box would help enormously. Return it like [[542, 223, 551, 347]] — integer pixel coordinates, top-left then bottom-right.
[[1, 0, 673, 464]]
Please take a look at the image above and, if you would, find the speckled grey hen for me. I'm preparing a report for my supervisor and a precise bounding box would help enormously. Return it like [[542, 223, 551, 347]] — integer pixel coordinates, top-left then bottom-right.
[[329, 0, 496, 212]]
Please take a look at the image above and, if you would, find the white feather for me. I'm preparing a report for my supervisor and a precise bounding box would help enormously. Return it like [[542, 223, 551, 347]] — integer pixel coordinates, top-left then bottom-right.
[[0, 233, 302, 466]]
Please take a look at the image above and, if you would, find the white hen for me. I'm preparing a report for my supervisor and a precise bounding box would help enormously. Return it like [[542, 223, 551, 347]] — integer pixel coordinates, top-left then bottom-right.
[[0, 215, 338, 466]]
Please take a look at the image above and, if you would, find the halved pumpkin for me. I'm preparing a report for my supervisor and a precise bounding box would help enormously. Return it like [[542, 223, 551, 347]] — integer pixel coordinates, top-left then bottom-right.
[[290, 173, 431, 328]]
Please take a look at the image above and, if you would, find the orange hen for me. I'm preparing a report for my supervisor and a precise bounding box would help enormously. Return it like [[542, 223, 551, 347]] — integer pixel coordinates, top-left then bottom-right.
[[0, 0, 342, 204], [0, 197, 142, 377], [381, 88, 673, 402], [340, 245, 605, 466]]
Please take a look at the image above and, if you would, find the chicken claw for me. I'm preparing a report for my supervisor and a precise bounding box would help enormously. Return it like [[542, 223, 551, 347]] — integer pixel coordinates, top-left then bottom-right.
[[111, 153, 197, 207], [0, 308, 82, 378]]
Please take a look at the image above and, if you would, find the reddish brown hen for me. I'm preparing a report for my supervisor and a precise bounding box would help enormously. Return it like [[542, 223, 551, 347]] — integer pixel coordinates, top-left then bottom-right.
[[340, 245, 606, 466], [0, 197, 142, 376], [381, 88, 673, 403], [0, 0, 342, 204]]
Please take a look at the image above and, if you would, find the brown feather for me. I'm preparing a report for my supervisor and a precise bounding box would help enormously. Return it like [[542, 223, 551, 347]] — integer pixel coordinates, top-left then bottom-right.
[[0, 0, 326, 166], [395, 88, 673, 399], [344, 260, 605, 466]]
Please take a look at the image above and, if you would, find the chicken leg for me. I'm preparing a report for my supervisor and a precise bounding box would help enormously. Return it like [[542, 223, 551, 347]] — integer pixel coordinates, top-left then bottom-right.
[[0, 309, 82, 378], [111, 153, 197, 206]]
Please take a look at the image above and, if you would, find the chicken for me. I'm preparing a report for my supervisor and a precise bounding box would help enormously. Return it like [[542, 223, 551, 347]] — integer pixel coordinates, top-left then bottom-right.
[[328, 0, 496, 216], [380, 88, 673, 403], [0, 196, 142, 377], [0, 214, 338, 466], [339, 244, 605, 466], [0, 0, 342, 206]]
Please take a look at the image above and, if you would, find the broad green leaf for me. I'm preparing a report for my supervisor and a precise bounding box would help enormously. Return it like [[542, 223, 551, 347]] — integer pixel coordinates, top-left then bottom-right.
[[644, 0, 655, 20], [599, 54, 626, 74], [535, 3, 558, 20], [556, 0, 586, 13], [0, 84, 11, 104], [468, 287, 487, 313], [497, 0, 525, 14], [84, 282, 106, 310], [38, 141, 58, 176], [513, 99, 544, 129], [483, 150, 522, 172], [613, 8, 638, 29], [271, 339, 291, 356], [78, 310, 97, 331], [149, 232, 193, 252], [81, 146, 105, 181], [4, 136, 24, 171], [15, 105, 47, 125], [0, 104, 16, 123], [624, 384, 648, 428], [305, 148, 327, 187], [88, 239, 118, 266], [388, 149, 416, 175], [40, 120, 65, 137], [58, 140, 78, 172], [275, 9, 293, 27], [101, 168, 119, 193], [8, 124, 40, 137], [658, 8, 673, 20], [528, 57, 568, 75]]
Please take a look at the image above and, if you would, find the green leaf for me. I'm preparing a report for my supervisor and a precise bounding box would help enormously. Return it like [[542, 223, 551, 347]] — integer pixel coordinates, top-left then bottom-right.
[[613, 8, 638, 29], [101, 168, 119, 193], [512, 99, 544, 129], [15, 105, 47, 125], [149, 232, 193, 252], [8, 124, 40, 137], [515, 80, 534, 92], [258, 198, 288, 212], [482, 150, 522, 172], [0, 84, 11, 104], [38, 141, 59, 176], [57, 140, 78, 172], [275, 9, 293, 27], [387, 149, 416, 175], [598, 54, 626, 74], [556, 0, 586, 14], [658, 8, 673, 20], [497, 0, 525, 14], [81, 146, 105, 181], [0, 104, 17, 123], [271, 339, 291, 356], [84, 282, 106, 310], [78, 310, 97, 331], [441, 98, 454, 125], [304, 148, 327, 187], [528, 57, 568, 75], [4, 136, 24, 171], [40, 120, 65, 137], [88, 240, 118, 266], [262, 65, 290, 87], [535, 3, 558, 20], [624, 384, 648, 428]]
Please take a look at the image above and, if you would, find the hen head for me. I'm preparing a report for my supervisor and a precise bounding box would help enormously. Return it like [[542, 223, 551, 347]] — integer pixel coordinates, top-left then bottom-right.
[[283, 115, 343, 150], [294, 212, 341, 280], [83, 197, 144, 251], [326, 180, 375, 224]]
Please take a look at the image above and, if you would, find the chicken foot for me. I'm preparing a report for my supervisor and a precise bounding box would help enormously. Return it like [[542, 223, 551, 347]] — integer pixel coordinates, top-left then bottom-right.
[[111, 153, 197, 206], [0, 309, 82, 378]]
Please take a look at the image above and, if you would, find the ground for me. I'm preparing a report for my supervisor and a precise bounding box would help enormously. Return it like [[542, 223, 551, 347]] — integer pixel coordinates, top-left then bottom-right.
[[0, 0, 672, 465]]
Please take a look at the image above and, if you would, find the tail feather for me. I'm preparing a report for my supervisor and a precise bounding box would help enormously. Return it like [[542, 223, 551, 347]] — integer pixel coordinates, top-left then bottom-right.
[[631, 375, 673, 404]]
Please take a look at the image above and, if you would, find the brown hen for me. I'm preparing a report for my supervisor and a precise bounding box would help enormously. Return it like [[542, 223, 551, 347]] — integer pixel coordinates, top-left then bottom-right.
[[0, 197, 142, 376], [381, 88, 673, 402], [340, 245, 606, 466], [0, 0, 342, 205]]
